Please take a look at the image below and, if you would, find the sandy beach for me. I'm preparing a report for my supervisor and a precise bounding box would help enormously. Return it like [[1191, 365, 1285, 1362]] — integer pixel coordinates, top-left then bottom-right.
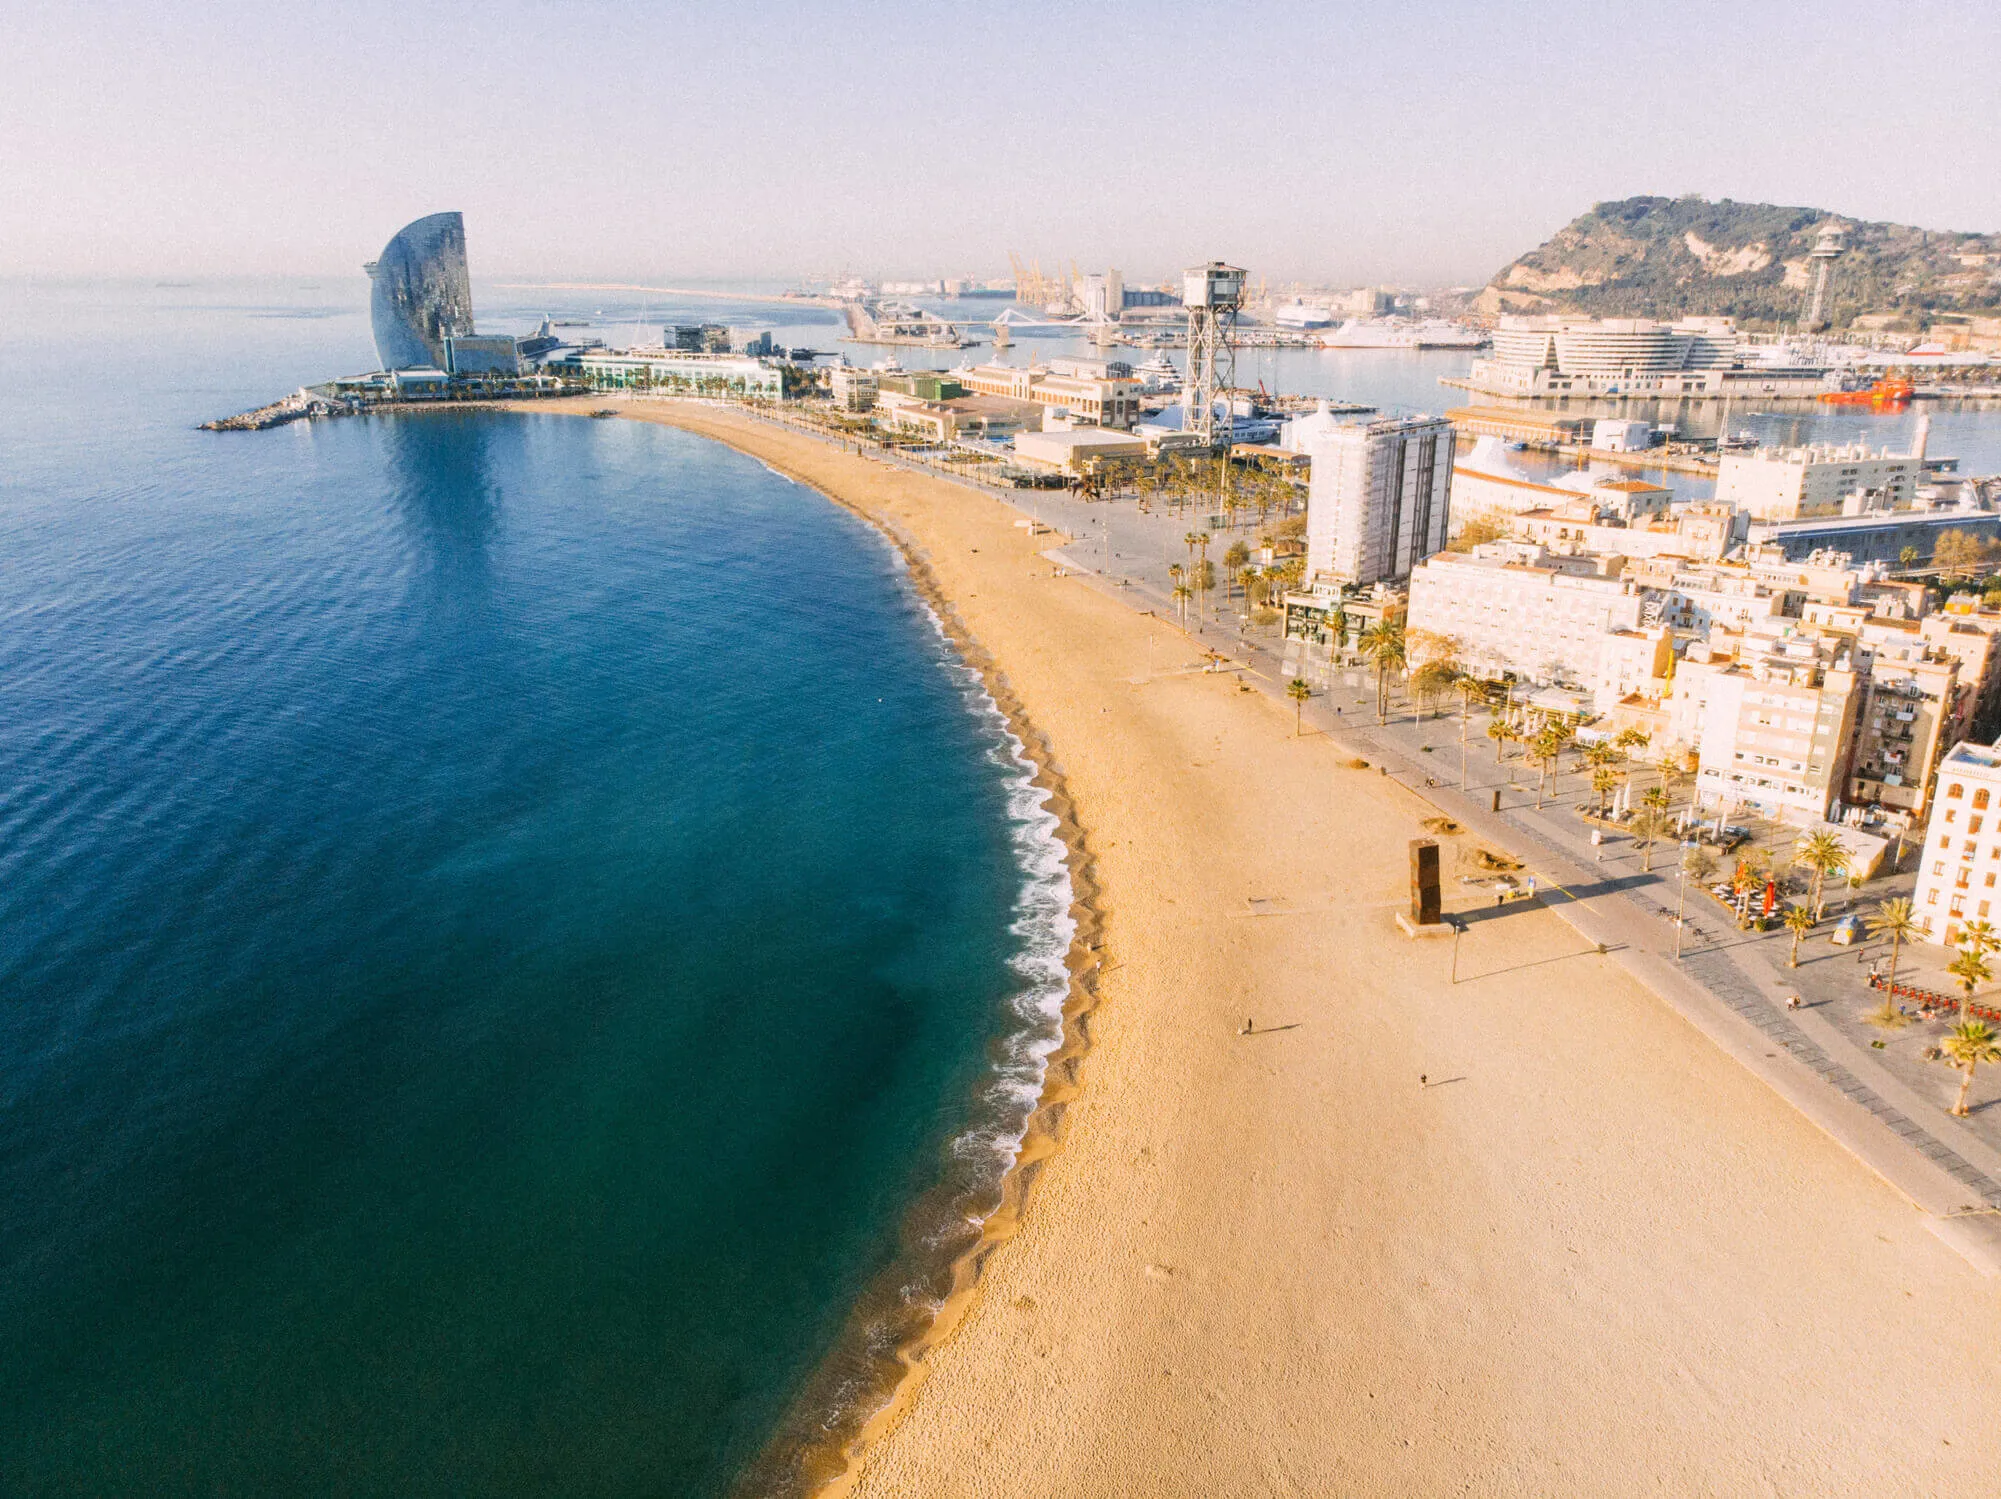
[[560, 400, 2001, 1496]]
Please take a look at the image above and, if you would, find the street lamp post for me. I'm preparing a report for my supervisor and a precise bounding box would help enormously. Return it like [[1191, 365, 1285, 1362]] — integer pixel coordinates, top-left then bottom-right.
[[1675, 840, 1691, 959]]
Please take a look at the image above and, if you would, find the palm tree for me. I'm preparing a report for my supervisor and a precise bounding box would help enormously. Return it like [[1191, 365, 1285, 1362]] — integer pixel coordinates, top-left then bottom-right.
[[1486, 716, 1514, 763], [1949, 946, 1993, 1023], [1358, 619, 1407, 725], [1794, 830, 1847, 921], [1782, 903, 1816, 967], [1590, 766, 1620, 815], [1224, 538, 1250, 585], [1172, 583, 1193, 628], [1287, 677, 1310, 735], [1529, 724, 1568, 809], [1640, 784, 1671, 813], [1961, 918, 1999, 962], [1866, 897, 1922, 1023], [1942, 1020, 2001, 1117], [1455, 675, 1486, 790]]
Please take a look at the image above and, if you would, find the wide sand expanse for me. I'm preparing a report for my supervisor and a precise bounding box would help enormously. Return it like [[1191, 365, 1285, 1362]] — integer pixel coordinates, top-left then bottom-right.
[[572, 401, 2001, 1496]]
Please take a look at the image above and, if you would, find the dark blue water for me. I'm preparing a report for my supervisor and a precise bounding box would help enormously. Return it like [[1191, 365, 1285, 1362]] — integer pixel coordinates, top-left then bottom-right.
[[0, 282, 1070, 1496]]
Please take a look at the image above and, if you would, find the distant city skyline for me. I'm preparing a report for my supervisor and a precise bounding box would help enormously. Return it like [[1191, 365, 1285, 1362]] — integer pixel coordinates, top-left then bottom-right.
[[6, 0, 2000, 286]]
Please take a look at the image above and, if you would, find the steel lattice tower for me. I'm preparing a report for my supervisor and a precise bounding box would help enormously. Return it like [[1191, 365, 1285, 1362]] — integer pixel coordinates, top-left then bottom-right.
[[1181, 262, 1245, 445]]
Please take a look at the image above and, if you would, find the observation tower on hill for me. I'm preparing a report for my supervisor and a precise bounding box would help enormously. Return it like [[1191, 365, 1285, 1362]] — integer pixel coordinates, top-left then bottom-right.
[[1804, 224, 1845, 331]]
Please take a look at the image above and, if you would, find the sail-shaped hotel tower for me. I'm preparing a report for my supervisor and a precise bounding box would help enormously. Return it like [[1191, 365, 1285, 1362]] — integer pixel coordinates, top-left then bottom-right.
[[363, 212, 474, 370]]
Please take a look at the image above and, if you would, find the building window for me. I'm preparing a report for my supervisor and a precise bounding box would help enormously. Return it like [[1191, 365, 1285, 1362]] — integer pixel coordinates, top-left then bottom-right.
[[1950, 782, 1965, 798], [1928, 889, 1939, 905], [1952, 895, 1967, 914], [1947, 809, 1958, 824], [1979, 789, 1993, 810], [1975, 816, 1987, 836]]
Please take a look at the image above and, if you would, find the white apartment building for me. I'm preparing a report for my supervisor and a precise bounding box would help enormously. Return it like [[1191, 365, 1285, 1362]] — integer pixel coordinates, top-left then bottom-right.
[[1671, 622, 1863, 825], [829, 366, 878, 412], [1405, 544, 1649, 699], [1911, 740, 2001, 944], [1715, 441, 1919, 520], [1303, 415, 1454, 586]]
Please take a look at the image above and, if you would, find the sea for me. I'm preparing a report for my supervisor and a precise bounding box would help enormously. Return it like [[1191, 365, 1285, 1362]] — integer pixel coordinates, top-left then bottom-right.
[[0, 281, 1073, 1497]]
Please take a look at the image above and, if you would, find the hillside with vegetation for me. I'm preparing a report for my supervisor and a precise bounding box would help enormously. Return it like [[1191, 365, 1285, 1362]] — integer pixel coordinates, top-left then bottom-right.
[[1479, 196, 2001, 329]]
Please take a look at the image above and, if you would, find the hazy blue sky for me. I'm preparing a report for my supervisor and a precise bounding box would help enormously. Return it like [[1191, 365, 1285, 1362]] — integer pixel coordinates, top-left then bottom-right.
[[6, 0, 1998, 286]]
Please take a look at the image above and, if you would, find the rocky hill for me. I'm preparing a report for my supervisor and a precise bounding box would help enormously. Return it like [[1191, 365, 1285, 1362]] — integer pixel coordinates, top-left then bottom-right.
[[1480, 196, 2001, 328]]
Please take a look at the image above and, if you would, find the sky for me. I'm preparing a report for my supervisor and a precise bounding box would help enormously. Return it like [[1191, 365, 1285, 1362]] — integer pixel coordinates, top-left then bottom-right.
[[5, 0, 1999, 288]]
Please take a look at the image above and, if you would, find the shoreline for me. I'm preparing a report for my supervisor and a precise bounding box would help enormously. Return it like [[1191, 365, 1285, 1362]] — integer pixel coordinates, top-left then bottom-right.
[[497, 396, 2001, 1497], [496, 396, 1111, 1496], [680, 414, 1111, 1498]]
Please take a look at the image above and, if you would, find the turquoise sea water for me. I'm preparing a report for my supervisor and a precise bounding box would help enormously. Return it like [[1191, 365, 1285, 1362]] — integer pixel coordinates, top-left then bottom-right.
[[0, 284, 1071, 1495]]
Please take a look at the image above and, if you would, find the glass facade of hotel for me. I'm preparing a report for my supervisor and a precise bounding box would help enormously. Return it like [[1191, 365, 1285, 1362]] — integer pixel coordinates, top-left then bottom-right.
[[365, 212, 474, 370]]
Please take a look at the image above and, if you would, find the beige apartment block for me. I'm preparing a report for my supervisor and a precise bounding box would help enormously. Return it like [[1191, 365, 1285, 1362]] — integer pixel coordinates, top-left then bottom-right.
[[1912, 740, 2001, 944]]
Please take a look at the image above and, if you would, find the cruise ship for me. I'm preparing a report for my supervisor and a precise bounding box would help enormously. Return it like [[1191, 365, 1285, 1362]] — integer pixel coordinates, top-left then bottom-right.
[[1272, 301, 1333, 329], [1319, 318, 1487, 350]]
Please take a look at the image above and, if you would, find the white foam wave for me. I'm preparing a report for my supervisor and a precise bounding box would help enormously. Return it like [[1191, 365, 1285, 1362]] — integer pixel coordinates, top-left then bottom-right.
[[905, 596, 1077, 1206]]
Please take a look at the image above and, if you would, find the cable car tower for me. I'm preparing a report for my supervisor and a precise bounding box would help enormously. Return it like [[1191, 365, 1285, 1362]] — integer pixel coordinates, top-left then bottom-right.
[[1182, 261, 1245, 446]]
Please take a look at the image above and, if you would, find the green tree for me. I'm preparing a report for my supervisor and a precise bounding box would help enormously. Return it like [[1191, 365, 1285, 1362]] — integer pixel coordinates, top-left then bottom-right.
[[1410, 659, 1461, 721], [1287, 677, 1310, 735], [1934, 529, 1984, 580], [1782, 903, 1816, 967], [1631, 806, 1673, 872], [1898, 544, 1921, 572], [1794, 831, 1848, 922], [1949, 946, 1993, 1023], [1942, 1020, 2001, 1117], [1486, 716, 1515, 763], [1866, 898, 1921, 1024]]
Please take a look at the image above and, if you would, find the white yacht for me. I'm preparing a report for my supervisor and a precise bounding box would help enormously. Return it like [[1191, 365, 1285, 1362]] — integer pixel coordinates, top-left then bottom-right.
[[1137, 352, 1181, 392]]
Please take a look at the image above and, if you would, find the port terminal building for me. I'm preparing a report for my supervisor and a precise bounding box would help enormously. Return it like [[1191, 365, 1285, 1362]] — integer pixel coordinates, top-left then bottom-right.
[[1458, 316, 1834, 399]]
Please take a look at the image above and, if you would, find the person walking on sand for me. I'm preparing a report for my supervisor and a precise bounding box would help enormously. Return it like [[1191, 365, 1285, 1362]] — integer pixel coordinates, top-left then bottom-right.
[[1241, 1017, 1253, 1035]]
